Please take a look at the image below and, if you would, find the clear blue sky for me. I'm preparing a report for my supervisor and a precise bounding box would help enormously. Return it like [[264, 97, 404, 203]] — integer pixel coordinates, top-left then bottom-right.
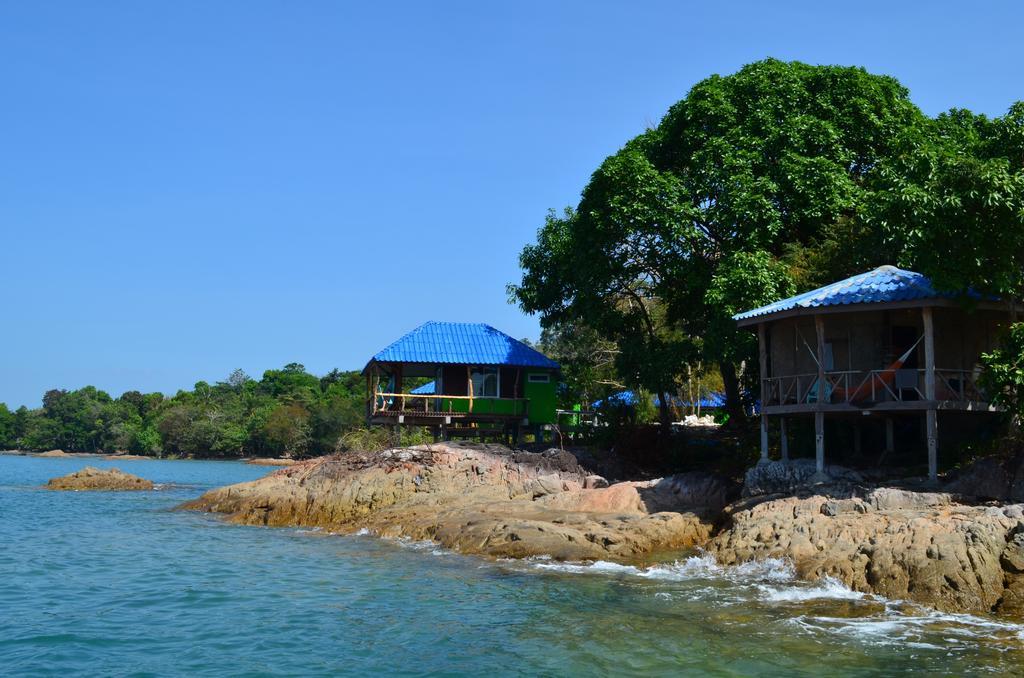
[[2, 1, 1021, 408]]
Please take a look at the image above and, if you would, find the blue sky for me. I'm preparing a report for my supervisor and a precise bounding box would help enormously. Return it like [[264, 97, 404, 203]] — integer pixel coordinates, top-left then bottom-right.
[[2, 1, 1022, 408]]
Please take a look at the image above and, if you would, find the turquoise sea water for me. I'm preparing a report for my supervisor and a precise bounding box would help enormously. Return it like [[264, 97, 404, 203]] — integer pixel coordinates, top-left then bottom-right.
[[2, 456, 1023, 676]]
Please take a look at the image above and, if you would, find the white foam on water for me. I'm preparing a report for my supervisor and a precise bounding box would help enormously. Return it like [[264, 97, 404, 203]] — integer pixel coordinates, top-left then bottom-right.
[[532, 560, 642, 576], [790, 603, 1024, 650], [353, 527, 372, 536], [758, 576, 868, 603], [523, 552, 797, 587]]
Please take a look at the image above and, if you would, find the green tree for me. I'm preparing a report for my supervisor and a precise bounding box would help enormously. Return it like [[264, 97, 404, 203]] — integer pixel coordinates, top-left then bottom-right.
[[0, 403, 14, 448], [981, 323, 1024, 428], [514, 59, 925, 417], [866, 103, 1024, 302]]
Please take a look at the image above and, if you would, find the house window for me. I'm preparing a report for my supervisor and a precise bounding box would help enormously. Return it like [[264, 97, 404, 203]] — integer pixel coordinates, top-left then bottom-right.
[[471, 367, 499, 397], [527, 373, 550, 383]]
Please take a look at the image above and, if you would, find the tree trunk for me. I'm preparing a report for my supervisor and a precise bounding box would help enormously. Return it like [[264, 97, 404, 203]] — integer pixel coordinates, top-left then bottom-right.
[[720, 362, 744, 421], [657, 389, 673, 443]]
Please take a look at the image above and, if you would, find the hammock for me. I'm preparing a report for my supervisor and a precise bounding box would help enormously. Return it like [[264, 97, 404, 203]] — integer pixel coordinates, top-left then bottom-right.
[[804, 334, 924, 404]]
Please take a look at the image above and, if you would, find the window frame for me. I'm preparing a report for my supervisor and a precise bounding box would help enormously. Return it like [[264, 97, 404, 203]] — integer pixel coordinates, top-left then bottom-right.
[[470, 366, 500, 397]]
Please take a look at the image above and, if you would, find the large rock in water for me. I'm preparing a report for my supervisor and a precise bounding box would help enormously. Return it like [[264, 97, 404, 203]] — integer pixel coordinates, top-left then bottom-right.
[[47, 466, 154, 491], [707, 488, 1024, 617], [179, 444, 730, 562]]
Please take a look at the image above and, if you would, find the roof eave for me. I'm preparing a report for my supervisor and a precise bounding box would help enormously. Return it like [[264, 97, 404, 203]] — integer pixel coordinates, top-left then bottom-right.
[[734, 297, 1007, 327]]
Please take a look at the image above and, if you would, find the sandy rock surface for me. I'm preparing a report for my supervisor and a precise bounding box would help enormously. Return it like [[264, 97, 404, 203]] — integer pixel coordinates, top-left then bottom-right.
[[180, 443, 727, 562], [47, 466, 155, 491], [707, 487, 1024, 617]]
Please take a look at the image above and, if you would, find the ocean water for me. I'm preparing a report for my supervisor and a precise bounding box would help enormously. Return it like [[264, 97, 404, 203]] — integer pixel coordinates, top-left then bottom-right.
[[2, 456, 1023, 676]]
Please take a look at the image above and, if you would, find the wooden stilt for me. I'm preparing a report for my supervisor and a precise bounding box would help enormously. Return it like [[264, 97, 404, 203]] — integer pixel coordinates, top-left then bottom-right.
[[813, 315, 828, 480], [923, 306, 938, 483], [759, 414, 769, 463], [780, 418, 789, 462], [815, 411, 825, 474]]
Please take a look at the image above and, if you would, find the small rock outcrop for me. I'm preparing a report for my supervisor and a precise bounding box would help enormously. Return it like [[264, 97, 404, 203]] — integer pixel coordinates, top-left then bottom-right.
[[946, 450, 1024, 502], [707, 489, 1024, 617], [742, 459, 864, 497], [38, 449, 69, 457], [47, 466, 154, 491], [180, 444, 728, 562]]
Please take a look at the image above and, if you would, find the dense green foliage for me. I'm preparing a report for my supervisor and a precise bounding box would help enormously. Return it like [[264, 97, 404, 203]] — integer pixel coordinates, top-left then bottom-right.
[[513, 59, 1024, 419], [982, 323, 1024, 427], [0, 365, 368, 457]]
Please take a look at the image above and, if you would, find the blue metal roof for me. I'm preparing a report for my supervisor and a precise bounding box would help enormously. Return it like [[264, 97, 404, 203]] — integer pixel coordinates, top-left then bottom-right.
[[409, 380, 435, 395], [733, 266, 950, 322], [367, 322, 560, 369]]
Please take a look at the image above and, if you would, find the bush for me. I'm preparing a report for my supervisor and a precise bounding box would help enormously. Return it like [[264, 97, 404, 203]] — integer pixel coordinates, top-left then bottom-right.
[[981, 322, 1024, 431]]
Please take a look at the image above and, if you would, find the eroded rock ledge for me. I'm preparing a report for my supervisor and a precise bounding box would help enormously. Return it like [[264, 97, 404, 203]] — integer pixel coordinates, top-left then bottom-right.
[[179, 443, 730, 561], [179, 446, 1024, 619]]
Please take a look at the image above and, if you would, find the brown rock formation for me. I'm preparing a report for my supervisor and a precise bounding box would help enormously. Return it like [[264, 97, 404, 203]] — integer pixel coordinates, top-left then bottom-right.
[[47, 466, 155, 491], [180, 444, 725, 562], [707, 488, 1024, 617]]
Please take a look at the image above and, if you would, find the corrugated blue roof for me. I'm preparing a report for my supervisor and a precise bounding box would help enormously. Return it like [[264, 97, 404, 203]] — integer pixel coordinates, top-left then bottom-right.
[[734, 266, 949, 322], [410, 380, 435, 395], [368, 322, 560, 369]]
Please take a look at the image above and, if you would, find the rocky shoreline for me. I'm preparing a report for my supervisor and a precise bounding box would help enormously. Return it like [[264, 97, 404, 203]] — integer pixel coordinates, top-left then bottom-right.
[[178, 443, 1024, 619]]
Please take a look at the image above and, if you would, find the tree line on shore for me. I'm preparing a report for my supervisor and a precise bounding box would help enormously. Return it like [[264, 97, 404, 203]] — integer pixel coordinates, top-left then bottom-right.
[[0, 365, 367, 457]]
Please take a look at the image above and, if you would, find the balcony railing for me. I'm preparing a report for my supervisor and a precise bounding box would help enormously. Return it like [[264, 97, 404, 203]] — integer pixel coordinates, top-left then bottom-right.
[[369, 392, 530, 418], [762, 368, 986, 407]]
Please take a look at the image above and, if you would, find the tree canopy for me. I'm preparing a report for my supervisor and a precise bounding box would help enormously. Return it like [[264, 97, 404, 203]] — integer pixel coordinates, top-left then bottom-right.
[[513, 59, 1024, 417]]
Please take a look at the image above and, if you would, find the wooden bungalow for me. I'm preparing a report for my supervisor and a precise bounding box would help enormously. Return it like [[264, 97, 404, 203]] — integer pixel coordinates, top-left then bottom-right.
[[363, 321, 560, 439], [734, 265, 1013, 482]]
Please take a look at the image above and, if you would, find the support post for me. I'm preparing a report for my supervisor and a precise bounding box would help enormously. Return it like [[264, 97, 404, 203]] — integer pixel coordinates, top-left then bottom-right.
[[780, 418, 789, 463], [758, 322, 769, 463], [926, 409, 938, 482], [815, 411, 825, 474], [760, 414, 769, 463], [923, 306, 938, 483], [812, 315, 828, 481]]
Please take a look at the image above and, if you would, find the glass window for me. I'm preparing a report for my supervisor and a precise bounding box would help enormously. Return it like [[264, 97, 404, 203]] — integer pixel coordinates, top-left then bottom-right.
[[471, 367, 499, 397], [527, 373, 550, 383]]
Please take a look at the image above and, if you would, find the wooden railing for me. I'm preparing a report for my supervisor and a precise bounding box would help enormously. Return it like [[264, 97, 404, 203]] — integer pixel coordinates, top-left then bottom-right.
[[370, 392, 530, 417], [762, 368, 986, 407]]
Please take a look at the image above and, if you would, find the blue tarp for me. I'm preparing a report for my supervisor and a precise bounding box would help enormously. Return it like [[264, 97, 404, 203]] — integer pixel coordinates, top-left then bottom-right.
[[591, 390, 726, 409], [409, 381, 436, 395]]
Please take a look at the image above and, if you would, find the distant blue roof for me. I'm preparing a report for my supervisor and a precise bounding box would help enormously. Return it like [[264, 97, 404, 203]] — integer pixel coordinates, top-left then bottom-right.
[[592, 390, 725, 409], [734, 266, 954, 322], [367, 322, 560, 370], [410, 380, 435, 395]]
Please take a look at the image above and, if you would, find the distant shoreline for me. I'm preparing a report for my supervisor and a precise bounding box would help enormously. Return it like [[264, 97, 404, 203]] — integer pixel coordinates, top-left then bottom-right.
[[0, 449, 297, 465]]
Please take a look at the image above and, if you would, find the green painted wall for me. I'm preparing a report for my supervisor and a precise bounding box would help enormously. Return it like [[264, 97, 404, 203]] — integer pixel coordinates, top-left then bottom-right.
[[431, 368, 558, 425], [523, 371, 557, 425], [436, 397, 525, 417]]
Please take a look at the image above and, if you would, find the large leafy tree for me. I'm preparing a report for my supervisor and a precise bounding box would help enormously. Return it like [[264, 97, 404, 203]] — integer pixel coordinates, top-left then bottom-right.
[[867, 103, 1024, 302], [514, 59, 926, 416]]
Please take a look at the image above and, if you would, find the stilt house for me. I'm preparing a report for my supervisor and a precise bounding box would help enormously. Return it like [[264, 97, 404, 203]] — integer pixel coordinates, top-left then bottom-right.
[[734, 266, 1010, 481], [363, 321, 560, 438]]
